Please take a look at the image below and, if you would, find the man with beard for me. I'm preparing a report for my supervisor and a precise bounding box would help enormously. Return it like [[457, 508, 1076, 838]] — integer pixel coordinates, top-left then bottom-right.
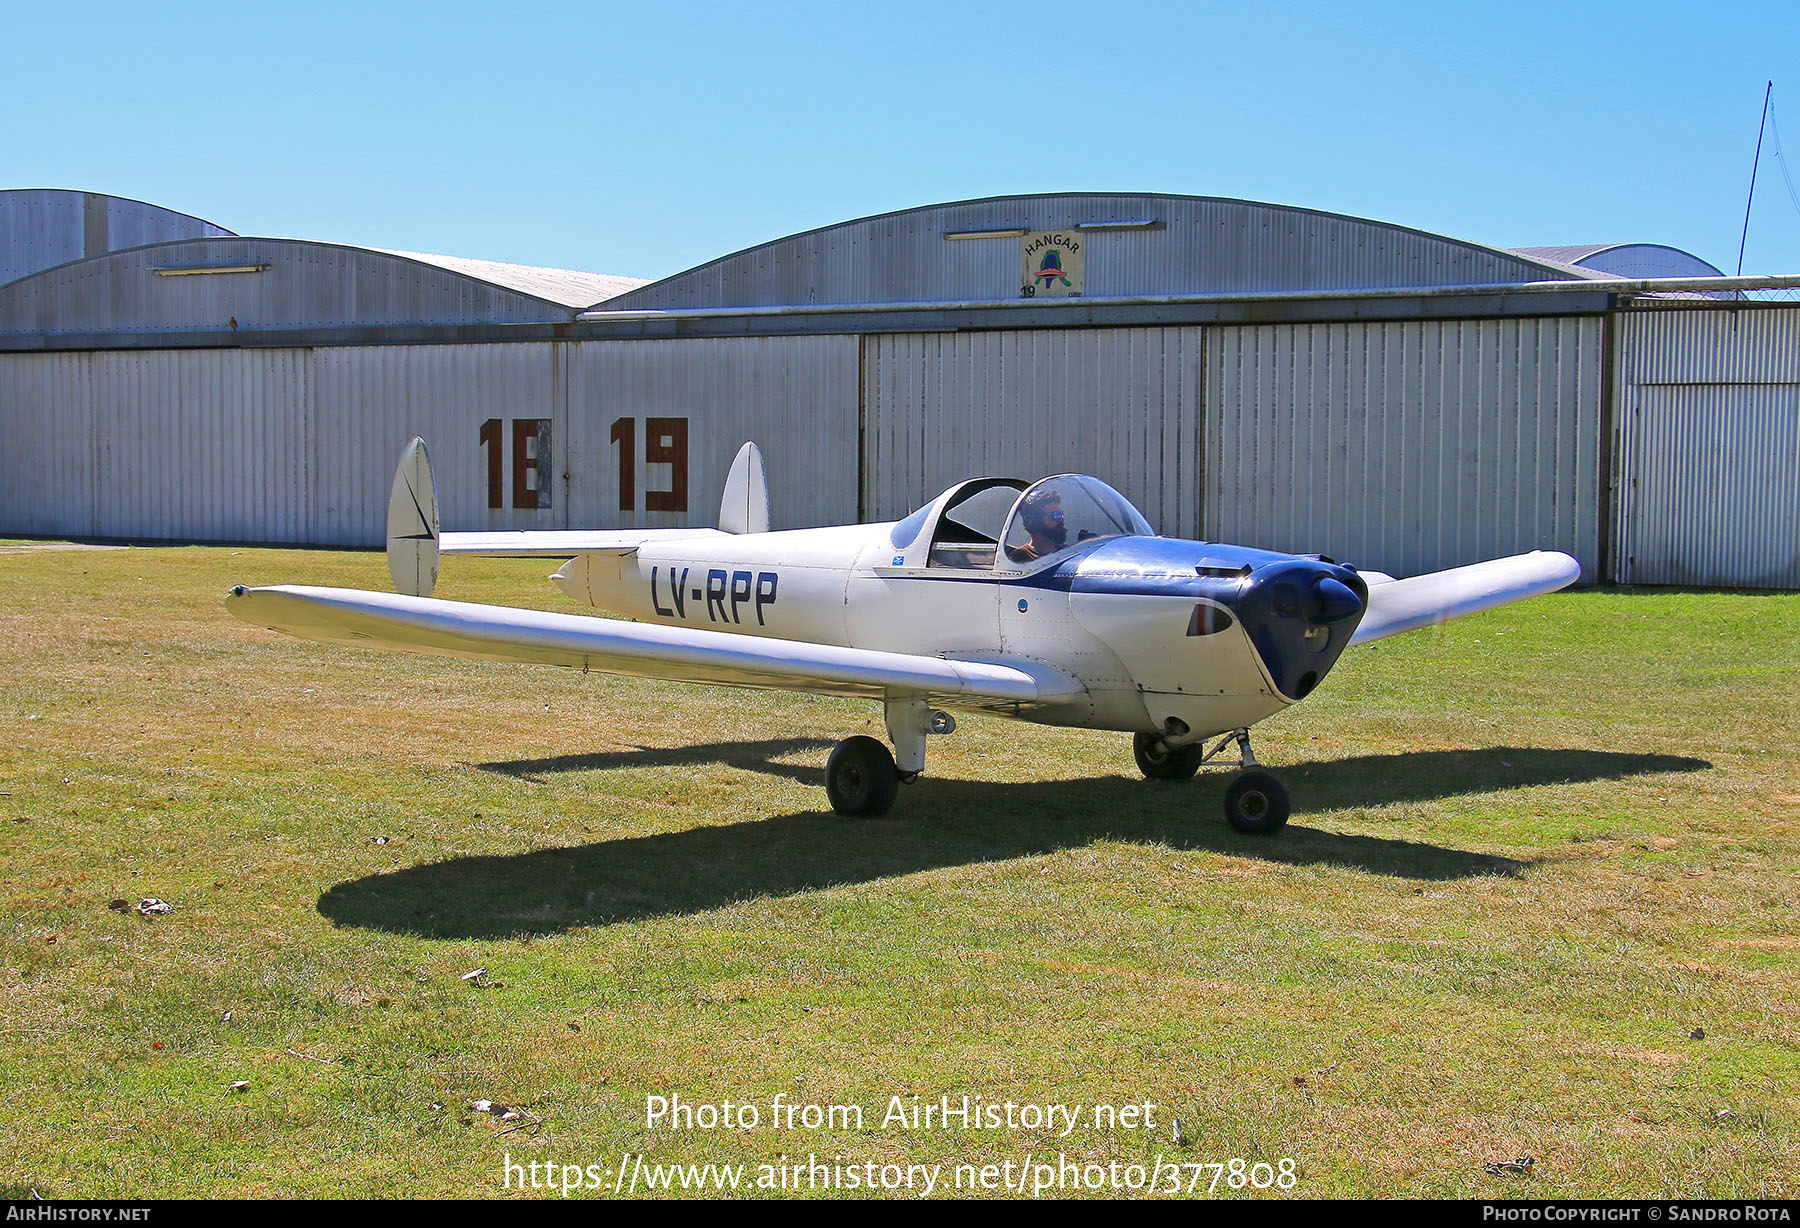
[[1006, 486, 1068, 563]]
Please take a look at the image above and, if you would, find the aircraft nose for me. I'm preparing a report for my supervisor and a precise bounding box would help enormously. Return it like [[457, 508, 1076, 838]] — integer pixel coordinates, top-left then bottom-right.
[[1312, 576, 1363, 624], [1228, 560, 1368, 701]]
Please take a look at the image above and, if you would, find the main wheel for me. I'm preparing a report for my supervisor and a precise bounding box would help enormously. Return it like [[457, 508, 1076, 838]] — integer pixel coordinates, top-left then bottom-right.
[[1223, 770, 1289, 834], [1134, 732, 1201, 781], [825, 736, 901, 817]]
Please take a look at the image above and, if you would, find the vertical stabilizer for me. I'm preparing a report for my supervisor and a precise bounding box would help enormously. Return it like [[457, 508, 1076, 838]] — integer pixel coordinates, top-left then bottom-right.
[[386, 437, 440, 596], [718, 441, 769, 535]]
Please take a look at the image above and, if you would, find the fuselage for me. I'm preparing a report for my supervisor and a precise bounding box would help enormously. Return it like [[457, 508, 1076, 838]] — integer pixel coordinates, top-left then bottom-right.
[[547, 520, 1369, 743]]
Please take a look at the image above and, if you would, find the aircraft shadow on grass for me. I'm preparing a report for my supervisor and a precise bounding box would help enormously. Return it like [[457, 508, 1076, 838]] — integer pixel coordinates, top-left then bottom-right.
[[319, 744, 1709, 940], [474, 738, 835, 786]]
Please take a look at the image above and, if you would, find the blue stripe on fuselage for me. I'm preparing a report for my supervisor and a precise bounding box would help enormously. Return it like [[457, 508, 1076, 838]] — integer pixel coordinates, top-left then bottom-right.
[[878, 536, 1296, 598]]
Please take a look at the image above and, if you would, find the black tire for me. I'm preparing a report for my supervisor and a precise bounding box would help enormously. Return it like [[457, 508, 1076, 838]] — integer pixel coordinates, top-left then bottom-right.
[[1134, 732, 1201, 781], [825, 736, 901, 817], [1223, 770, 1289, 834]]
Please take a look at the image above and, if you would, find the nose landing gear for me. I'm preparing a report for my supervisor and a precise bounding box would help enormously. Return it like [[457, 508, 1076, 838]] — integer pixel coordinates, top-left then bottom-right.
[[1133, 727, 1290, 834]]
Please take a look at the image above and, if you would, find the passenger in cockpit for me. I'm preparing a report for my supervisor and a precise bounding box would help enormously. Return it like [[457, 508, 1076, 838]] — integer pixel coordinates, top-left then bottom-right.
[[1006, 487, 1067, 562]]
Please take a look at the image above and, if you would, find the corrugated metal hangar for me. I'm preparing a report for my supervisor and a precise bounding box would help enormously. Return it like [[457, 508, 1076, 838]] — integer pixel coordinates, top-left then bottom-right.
[[1, 188, 1795, 588]]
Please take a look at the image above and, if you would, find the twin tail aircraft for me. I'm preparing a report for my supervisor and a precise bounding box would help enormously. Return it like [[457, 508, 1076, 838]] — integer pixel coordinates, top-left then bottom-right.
[[227, 440, 1579, 832]]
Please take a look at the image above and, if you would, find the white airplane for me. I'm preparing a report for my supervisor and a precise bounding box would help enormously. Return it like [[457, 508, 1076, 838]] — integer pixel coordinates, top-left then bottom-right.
[[226, 439, 1580, 833]]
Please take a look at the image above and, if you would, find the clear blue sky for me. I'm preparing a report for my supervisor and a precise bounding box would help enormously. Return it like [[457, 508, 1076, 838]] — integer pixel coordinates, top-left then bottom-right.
[[7, 1, 1799, 280]]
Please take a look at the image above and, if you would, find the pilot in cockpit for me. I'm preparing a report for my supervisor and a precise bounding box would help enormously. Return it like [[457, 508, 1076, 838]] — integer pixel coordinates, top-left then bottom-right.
[[1005, 486, 1067, 563]]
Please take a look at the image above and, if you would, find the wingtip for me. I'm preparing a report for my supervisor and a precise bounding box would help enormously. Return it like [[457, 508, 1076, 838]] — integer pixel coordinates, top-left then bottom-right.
[[1538, 550, 1583, 588], [224, 583, 257, 622]]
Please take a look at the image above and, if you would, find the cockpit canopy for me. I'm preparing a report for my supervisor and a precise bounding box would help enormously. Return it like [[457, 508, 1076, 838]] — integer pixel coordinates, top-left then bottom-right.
[[889, 474, 1154, 572], [1000, 475, 1155, 567]]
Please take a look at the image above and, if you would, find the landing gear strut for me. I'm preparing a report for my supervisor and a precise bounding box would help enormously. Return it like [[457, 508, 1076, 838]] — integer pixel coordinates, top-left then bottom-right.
[[825, 699, 954, 818], [1134, 726, 1290, 835]]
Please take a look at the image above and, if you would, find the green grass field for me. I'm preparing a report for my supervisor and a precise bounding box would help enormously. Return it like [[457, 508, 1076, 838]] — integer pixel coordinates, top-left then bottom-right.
[[1, 542, 1796, 1198]]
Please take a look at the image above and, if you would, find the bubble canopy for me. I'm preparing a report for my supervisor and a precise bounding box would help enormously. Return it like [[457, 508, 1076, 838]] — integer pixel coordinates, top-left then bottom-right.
[[1000, 475, 1154, 568]]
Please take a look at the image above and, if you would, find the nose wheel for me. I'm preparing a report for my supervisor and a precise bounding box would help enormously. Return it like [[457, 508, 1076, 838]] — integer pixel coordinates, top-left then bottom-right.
[[1134, 727, 1290, 834], [1222, 769, 1289, 834]]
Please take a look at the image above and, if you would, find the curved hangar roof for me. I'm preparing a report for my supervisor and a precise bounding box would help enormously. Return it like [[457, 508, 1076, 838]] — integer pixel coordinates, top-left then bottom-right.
[[0, 236, 648, 337], [0, 189, 235, 288], [599, 192, 1605, 312], [1511, 243, 1725, 279]]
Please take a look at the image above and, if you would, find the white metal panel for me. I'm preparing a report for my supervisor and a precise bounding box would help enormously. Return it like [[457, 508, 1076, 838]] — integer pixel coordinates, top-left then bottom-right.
[[861, 328, 1205, 538], [0, 352, 97, 537], [88, 349, 312, 542], [310, 343, 563, 547], [563, 335, 860, 532], [1619, 306, 1800, 385], [1205, 318, 1603, 577], [1615, 383, 1799, 588]]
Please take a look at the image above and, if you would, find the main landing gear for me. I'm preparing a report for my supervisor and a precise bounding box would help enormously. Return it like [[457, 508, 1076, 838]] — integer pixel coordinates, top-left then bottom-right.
[[1133, 727, 1290, 835], [825, 698, 956, 818]]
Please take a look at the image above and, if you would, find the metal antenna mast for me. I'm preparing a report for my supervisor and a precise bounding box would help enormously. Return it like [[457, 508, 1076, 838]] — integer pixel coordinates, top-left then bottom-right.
[[1736, 81, 1774, 276]]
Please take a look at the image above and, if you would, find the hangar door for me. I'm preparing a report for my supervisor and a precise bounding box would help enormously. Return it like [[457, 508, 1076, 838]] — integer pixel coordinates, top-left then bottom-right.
[[0, 347, 313, 543], [860, 328, 1206, 538], [1205, 317, 1604, 579], [862, 318, 1603, 578], [1613, 307, 1800, 589]]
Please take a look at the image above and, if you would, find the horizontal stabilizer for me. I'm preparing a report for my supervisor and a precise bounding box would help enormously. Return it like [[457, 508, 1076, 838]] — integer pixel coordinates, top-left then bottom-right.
[[225, 584, 1058, 709], [439, 529, 727, 558], [1349, 550, 1581, 646]]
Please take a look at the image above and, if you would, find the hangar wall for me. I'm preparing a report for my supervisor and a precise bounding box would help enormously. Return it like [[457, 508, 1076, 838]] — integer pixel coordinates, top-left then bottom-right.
[[8, 318, 1602, 576], [0, 337, 861, 546], [2, 306, 1791, 589]]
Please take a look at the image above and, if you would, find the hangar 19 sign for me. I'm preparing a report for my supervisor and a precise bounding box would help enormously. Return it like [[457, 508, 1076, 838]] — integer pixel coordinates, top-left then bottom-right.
[[1020, 231, 1083, 298]]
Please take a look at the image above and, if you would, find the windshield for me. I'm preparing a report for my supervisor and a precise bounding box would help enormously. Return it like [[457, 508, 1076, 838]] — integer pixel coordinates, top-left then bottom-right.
[[1000, 475, 1153, 567]]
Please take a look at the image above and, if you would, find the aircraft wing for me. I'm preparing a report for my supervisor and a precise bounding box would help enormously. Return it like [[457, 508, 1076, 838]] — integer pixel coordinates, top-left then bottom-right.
[[439, 529, 728, 558], [1349, 550, 1581, 646], [225, 584, 1053, 708]]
